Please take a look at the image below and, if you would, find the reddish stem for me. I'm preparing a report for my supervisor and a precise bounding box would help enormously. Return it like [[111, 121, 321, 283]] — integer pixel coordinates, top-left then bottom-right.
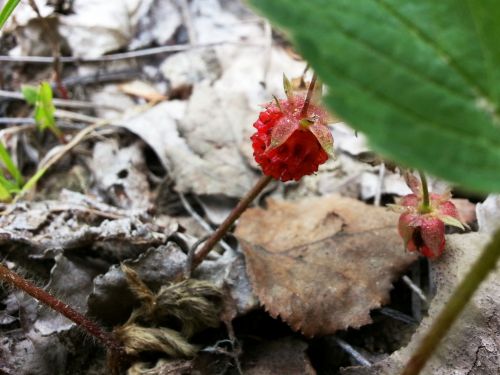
[[192, 175, 273, 270], [0, 262, 124, 356], [300, 73, 317, 117]]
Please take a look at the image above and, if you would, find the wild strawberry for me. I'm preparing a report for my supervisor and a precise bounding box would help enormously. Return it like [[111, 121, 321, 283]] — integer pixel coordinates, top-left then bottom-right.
[[251, 75, 334, 181], [391, 173, 465, 258]]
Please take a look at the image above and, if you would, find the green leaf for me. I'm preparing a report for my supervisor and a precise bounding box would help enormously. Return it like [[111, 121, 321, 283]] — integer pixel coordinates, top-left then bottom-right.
[[35, 82, 56, 130], [0, 0, 21, 30], [309, 123, 335, 157], [250, 0, 500, 192], [0, 174, 20, 193], [0, 141, 23, 188], [0, 180, 12, 202], [21, 85, 39, 105]]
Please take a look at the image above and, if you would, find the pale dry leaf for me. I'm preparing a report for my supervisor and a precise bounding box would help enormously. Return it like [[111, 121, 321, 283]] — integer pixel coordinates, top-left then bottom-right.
[[476, 195, 500, 234], [235, 195, 417, 336]]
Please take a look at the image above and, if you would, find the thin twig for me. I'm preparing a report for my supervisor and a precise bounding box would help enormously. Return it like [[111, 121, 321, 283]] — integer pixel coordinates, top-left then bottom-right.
[[300, 73, 317, 117], [401, 228, 500, 375], [332, 337, 371, 367], [374, 162, 385, 206], [178, 193, 233, 254], [191, 175, 273, 270], [0, 89, 119, 110], [0, 41, 266, 64], [379, 307, 418, 325], [402, 275, 428, 303]]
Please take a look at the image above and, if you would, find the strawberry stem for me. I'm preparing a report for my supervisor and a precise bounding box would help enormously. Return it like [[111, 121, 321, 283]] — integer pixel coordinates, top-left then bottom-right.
[[418, 170, 431, 213], [300, 73, 317, 117], [191, 175, 273, 270], [401, 228, 500, 375], [0, 262, 125, 360]]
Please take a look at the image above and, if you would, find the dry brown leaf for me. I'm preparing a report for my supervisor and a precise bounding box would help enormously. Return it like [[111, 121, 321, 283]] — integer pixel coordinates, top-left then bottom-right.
[[235, 195, 417, 337], [118, 80, 167, 102]]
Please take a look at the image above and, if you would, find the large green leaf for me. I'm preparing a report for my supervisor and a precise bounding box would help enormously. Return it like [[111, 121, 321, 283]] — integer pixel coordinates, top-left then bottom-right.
[[250, 0, 500, 192]]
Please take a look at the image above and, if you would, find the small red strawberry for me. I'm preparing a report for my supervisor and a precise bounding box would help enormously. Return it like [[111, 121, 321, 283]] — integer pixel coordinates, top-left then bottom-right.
[[251, 75, 334, 181], [391, 173, 466, 258]]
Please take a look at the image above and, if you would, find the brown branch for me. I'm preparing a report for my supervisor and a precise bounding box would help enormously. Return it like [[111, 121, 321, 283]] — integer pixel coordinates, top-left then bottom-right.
[[191, 175, 273, 270], [300, 73, 317, 117], [0, 262, 124, 357]]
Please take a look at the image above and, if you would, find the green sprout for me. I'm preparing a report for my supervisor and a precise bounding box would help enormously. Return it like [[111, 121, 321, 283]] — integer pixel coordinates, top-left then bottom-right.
[[22, 82, 63, 140], [0, 141, 23, 202]]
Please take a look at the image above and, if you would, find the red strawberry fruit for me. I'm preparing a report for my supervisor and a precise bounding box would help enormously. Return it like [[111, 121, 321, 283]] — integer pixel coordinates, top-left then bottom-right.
[[251, 76, 334, 181]]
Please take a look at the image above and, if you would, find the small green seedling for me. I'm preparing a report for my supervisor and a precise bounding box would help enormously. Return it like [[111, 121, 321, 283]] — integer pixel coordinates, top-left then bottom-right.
[[0, 141, 23, 202], [22, 82, 63, 140]]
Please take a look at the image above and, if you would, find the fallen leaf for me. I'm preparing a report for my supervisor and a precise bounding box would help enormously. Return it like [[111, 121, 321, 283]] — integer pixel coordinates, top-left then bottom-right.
[[34, 254, 108, 335], [341, 233, 499, 375], [91, 140, 153, 211], [235, 195, 417, 336], [118, 80, 167, 102], [476, 195, 500, 234]]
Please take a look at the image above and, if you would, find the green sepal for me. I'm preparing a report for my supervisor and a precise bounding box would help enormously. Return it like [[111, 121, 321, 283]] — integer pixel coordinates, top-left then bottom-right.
[[267, 116, 298, 152], [309, 123, 334, 157]]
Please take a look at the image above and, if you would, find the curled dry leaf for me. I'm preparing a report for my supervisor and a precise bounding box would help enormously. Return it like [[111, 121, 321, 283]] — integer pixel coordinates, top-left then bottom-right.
[[235, 195, 417, 337]]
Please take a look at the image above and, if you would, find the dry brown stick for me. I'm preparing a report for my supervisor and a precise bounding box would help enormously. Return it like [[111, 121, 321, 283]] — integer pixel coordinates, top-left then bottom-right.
[[0, 262, 124, 355], [191, 175, 273, 270]]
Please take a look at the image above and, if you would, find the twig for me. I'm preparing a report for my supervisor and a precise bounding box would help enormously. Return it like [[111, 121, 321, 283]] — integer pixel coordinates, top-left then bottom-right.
[[0, 262, 124, 356], [402, 275, 428, 303], [191, 175, 273, 270], [379, 307, 418, 325], [0, 118, 35, 125], [178, 193, 233, 254], [0, 41, 266, 64], [61, 69, 141, 88], [332, 337, 371, 367], [0, 89, 120, 110], [300, 73, 317, 117], [374, 162, 385, 206], [401, 228, 500, 375], [54, 109, 103, 123]]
